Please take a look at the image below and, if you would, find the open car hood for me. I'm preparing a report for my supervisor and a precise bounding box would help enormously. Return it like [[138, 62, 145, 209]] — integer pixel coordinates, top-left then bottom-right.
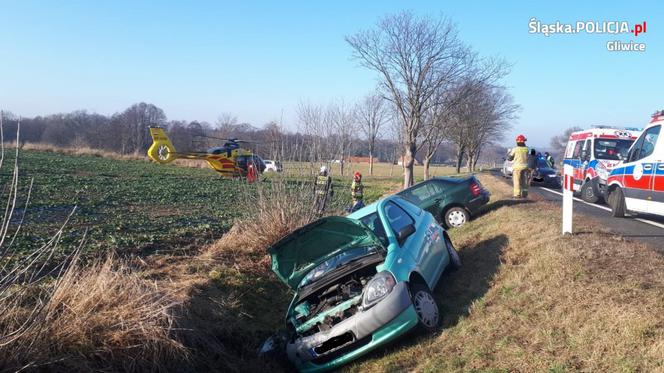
[[268, 216, 382, 289]]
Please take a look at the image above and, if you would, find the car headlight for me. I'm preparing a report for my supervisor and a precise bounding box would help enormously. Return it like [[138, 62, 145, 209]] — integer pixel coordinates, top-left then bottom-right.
[[546, 174, 558, 177], [362, 271, 396, 308]]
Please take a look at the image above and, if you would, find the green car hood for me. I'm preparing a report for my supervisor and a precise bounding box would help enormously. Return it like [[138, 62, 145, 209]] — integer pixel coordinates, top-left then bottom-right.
[[268, 216, 382, 290]]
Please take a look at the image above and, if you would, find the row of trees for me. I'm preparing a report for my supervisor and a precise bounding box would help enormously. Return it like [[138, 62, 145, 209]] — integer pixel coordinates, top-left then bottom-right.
[[0, 92, 509, 179], [0, 103, 166, 155], [346, 11, 519, 186]]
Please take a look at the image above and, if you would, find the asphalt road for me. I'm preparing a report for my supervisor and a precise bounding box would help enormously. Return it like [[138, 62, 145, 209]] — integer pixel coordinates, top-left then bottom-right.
[[491, 171, 664, 252]]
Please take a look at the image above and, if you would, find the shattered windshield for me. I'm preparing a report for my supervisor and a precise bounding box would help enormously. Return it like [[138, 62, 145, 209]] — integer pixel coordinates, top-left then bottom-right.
[[298, 246, 379, 289]]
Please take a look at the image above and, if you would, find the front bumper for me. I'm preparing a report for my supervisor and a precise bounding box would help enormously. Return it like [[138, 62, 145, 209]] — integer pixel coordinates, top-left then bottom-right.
[[532, 174, 561, 187], [597, 177, 608, 198], [289, 281, 417, 372]]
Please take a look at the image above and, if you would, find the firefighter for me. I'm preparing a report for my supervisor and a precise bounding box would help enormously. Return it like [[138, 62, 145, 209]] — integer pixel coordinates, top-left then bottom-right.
[[507, 134, 529, 198], [349, 171, 365, 213], [314, 165, 333, 215], [544, 152, 555, 168]]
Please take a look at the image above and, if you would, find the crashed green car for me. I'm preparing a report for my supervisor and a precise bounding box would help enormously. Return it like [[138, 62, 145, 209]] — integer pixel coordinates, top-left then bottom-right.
[[267, 195, 461, 372]]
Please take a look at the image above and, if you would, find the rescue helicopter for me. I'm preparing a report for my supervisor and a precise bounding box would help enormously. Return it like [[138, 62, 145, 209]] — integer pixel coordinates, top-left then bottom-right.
[[147, 127, 266, 177]]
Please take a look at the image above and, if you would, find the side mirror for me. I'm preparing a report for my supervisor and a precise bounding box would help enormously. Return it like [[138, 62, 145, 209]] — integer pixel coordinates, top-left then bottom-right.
[[397, 224, 416, 245]]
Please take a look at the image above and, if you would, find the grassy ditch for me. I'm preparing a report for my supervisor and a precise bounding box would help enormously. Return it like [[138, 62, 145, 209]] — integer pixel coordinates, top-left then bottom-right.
[[347, 175, 664, 372], [3, 150, 662, 372]]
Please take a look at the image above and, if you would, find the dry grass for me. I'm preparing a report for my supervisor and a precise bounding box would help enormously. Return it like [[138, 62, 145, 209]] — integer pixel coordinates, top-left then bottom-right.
[[0, 135, 188, 372], [158, 178, 323, 372], [349, 174, 664, 372], [0, 254, 187, 372]]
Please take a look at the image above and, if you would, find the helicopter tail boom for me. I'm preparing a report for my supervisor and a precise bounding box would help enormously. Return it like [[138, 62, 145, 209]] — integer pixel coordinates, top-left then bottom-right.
[[147, 127, 177, 164]]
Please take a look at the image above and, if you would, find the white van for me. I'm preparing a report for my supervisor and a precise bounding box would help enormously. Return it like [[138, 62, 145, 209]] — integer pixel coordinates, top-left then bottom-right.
[[563, 127, 641, 203], [605, 111, 664, 217]]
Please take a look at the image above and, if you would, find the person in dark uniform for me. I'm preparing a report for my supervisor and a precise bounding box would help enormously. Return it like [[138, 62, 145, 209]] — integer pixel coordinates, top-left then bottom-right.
[[314, 165, 333, 215]]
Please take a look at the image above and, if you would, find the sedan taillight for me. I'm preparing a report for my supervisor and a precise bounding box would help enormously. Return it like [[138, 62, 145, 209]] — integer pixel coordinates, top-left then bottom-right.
[[470, 181, 481, 197]]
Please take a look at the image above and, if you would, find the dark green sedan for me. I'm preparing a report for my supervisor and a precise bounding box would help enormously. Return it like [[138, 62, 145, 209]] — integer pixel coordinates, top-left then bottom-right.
[[396, 176, 490, 229]]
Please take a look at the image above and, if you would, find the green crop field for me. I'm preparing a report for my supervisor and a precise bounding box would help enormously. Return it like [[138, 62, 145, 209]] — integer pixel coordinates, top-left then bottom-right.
[[8, 150, 245, 258], [6, 150, 398, 260]]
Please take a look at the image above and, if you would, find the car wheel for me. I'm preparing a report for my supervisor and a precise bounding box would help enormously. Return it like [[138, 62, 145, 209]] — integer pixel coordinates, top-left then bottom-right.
[[580, 180, 599, 203], [444, 235, 462, 270], [609, 187, 626, 218], [410, 283, 439, 331], [444, 207, 469, 229]]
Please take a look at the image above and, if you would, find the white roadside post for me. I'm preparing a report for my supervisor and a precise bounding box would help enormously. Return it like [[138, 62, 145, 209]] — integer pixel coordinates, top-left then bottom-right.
[[562, 164, 574, 235]]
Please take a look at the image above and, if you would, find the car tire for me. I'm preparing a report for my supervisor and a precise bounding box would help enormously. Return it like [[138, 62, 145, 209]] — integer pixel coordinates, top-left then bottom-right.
[[443, 207, 469, 229], [580, 180, 600, 203], [444, 236, 462, 270], [609, 187, 626, 218], [409, 283, 439, 331]]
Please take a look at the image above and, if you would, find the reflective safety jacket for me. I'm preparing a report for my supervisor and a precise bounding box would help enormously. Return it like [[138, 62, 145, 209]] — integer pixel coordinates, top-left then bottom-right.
[[508, 145, 529, 170], [351, 180, 364, 201], [315, 175, 332, 196], [545, 155, 554, 167]]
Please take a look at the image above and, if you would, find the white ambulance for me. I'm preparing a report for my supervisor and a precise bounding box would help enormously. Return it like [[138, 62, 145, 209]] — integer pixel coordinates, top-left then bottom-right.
[[563, 127, 641, 203], [605, 111, 664, 217]]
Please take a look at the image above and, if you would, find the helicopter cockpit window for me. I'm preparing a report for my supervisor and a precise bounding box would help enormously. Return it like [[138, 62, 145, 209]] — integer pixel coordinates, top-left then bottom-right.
[[236, 155, 249, 168]]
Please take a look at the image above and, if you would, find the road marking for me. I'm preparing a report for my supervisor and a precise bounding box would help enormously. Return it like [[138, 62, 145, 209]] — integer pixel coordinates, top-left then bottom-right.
[[635, 217, 664, 229], [538, 187, 664, 230]]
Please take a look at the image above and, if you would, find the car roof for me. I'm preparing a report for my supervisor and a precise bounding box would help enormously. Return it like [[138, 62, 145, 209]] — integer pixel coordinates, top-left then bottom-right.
[[347, 195, 422, 221], [397, 177, 468, 193]]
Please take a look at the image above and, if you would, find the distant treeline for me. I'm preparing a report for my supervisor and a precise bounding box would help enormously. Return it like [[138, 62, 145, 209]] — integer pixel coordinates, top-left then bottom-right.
[[1, 103, 507, 166]]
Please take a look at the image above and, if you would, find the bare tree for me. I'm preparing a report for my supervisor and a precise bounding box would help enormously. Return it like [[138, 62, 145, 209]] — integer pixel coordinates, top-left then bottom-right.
[[296, 101, 326, 169], [346, 11, 470, 188], [116, 103, 166, 154], [464, 86, 518, 172], [356, 94, 388, 176], [550, 126, 583, 159], [419, 105, 447, 180], [418, 84, 472, 179], [325, 100, 356, 176], [215, 112, 237, 127]]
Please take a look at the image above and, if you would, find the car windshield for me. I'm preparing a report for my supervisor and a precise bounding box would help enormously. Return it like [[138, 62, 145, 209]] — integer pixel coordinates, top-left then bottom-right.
[[537, 158, 552, 169], [594, 139, 633, 160], [358, 212, 388, 246], [298, 246, 378, 289]]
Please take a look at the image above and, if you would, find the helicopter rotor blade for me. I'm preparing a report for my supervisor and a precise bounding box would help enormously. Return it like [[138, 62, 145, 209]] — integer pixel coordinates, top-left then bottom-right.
[[192, 134, 261, 144]]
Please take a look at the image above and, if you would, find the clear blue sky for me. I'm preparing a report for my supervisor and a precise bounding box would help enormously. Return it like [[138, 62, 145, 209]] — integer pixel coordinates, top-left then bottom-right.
[[1, 0, 661, 147]]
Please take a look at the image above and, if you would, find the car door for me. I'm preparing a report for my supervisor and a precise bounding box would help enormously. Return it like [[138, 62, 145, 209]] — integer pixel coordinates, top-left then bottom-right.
[[642, 127, 661, 214], [400, 182, 436, 213], [623, 125, 660, 213], [654, 159, 664, 215], [413, 182, 442, 215], [424, 181, 446, 218], [383, 201, 437, 286]]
